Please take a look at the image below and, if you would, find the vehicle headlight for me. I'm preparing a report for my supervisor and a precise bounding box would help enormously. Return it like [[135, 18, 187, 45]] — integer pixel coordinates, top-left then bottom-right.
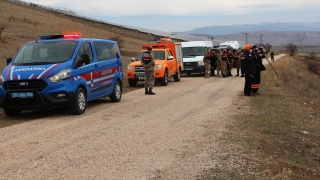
[[154, 64, 162, 69], [198, 60, 204, 66], [127, 66, 133, 71], [48, 68, 71, 83], [0, 74, 4, 85]]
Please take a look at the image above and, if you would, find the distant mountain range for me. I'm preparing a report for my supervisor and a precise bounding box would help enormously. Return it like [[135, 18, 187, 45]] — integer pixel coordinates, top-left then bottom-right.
[[177, 22, 320, 36]]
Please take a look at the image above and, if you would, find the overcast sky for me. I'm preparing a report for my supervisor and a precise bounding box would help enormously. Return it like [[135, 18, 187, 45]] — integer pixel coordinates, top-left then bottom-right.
[[23, 0, 320, 32]]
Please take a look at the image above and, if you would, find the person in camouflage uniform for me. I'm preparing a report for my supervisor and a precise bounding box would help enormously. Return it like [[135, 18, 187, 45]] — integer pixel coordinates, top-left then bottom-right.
[[141, 46, 156, 95], [216, 49, 222, 77], [227, 48, 234, 76], [234, 48, 241, 76], [203, 47, 211, 78], [221, 50, 229, 78]]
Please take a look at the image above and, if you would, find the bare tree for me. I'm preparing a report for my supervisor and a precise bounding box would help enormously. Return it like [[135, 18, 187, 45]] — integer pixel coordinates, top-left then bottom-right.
[[0, 24, 7, 43], [286, 43, 298, 56]]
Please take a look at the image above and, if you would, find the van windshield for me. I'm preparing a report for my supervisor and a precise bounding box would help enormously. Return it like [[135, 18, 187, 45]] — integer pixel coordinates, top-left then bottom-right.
[[182, 47, 205, 57], [13, 41, 78, 65], [136, 51, 165, 60]]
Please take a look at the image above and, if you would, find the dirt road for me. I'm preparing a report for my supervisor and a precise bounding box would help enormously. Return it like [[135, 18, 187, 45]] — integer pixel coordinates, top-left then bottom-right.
[[0, 55, 284, 179]]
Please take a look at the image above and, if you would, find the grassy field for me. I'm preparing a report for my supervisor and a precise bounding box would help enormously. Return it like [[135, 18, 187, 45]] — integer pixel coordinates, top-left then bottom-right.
[[198, 54, 320, 179]]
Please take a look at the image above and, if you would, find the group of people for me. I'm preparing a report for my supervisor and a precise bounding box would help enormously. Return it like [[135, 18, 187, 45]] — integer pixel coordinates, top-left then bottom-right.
[[203, 47, 243, 78], [203, 44, 267, 96], [142, 44, 267, 97]]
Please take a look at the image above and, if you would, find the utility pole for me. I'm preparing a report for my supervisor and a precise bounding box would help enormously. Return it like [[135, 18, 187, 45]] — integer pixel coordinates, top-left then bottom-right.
[[297, 32, 305, 50], [244, 33, 249, 44]]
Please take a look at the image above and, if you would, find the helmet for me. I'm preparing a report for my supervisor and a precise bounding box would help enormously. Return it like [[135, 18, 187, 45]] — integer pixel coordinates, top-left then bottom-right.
[[244, 44, 252, 50]]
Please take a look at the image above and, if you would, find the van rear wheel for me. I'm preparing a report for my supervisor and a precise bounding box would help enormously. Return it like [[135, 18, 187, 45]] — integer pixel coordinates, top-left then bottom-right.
[[174, 70, 181, 82], [71, 88, 86, 115]]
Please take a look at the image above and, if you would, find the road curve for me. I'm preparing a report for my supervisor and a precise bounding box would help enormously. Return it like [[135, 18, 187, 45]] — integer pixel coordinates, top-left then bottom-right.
[[0, 55, 285, 179]]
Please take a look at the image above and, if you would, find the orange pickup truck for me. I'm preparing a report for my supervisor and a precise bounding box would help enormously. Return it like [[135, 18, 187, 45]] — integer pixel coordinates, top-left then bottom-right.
[[127, 38, 183, 87]]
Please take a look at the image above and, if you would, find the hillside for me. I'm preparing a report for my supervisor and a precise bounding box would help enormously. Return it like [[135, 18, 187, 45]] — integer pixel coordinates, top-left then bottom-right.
[[179, 22, 320, 35], [0, 0, 165, 74], [190, 31, 320, 48]]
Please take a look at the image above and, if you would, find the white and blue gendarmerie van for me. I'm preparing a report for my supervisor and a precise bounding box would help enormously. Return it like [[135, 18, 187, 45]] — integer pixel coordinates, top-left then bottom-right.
[[0, 34, 123, 116]]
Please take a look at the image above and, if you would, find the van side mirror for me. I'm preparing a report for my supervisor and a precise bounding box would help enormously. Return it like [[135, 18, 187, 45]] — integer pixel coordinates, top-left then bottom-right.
[[131, 58, 135, 62], [167, 56, 174, 60], [7, 57, 12, 65]]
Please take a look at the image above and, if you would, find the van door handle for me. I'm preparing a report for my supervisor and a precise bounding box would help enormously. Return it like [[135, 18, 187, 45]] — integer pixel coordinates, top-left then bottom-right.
[[95, 64, 98, 68]]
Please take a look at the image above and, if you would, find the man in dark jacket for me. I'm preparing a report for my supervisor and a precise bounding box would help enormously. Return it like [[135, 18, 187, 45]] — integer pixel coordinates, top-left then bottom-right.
[[210, 49, 217, 76], [251, 46, 266, 95], [241, 44, 255, 96]]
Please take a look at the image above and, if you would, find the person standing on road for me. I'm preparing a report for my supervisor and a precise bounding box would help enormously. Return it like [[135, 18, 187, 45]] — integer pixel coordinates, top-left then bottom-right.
[[141, 46, 156, 95], [210, 49, 217, 76], [227, 49, 234, 76], [221, 50, 229, 78], [234, 48, 241, 76], [216, 49, 222, 77], [241, 44, 255, 96], [251, 46, 266, 95], [240, 48, 245, 77], [203, 47, 211, 78], [270, 50, 275, 62]]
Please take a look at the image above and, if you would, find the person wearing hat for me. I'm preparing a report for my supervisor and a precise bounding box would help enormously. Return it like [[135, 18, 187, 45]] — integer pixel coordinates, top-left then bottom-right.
[[251, 45, 266, 95], [141, 46, 156, 95], [241, 44, 256, 96]]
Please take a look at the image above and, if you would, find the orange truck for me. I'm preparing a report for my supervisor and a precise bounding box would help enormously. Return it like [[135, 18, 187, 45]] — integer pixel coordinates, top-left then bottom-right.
[[126, 38, 183, 86]]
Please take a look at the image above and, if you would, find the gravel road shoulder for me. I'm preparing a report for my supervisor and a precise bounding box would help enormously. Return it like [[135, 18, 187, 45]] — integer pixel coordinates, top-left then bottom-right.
[[0, 55, 285, 179]]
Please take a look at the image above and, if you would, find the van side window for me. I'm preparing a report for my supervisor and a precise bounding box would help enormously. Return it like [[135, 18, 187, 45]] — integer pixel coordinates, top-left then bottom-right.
[[94, 42, 120, 61], [76, 42, 93, 64]]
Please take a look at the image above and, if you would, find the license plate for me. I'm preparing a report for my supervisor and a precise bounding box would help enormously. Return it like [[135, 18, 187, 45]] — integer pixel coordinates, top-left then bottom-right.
[[11, 92, 34, 98], [185, 68, 193, 70], [138, 77, 145, 80]]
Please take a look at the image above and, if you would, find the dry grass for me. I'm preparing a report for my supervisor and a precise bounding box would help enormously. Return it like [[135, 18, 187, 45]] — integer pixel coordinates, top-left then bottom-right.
[[0, 0, 156, 74], [198, 55, 320, 179]]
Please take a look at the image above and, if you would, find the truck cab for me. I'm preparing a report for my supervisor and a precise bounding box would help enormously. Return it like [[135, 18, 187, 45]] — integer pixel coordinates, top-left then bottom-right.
[[181, 41, 213, 75], [127, 38, 183, 86]]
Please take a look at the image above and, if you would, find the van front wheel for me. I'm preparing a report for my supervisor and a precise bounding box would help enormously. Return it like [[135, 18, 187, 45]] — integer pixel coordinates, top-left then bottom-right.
[[160, 70, 168, 86], [71, 88, 86, 115]]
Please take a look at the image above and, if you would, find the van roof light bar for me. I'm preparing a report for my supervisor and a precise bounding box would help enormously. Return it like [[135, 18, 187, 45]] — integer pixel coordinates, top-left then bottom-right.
[[38, 33, 81, 40]]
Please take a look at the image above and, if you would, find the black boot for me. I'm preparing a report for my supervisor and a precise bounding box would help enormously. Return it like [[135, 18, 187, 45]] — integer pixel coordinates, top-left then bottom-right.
[[145, 88, 148, 95], [148, 88, 156, 95]]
